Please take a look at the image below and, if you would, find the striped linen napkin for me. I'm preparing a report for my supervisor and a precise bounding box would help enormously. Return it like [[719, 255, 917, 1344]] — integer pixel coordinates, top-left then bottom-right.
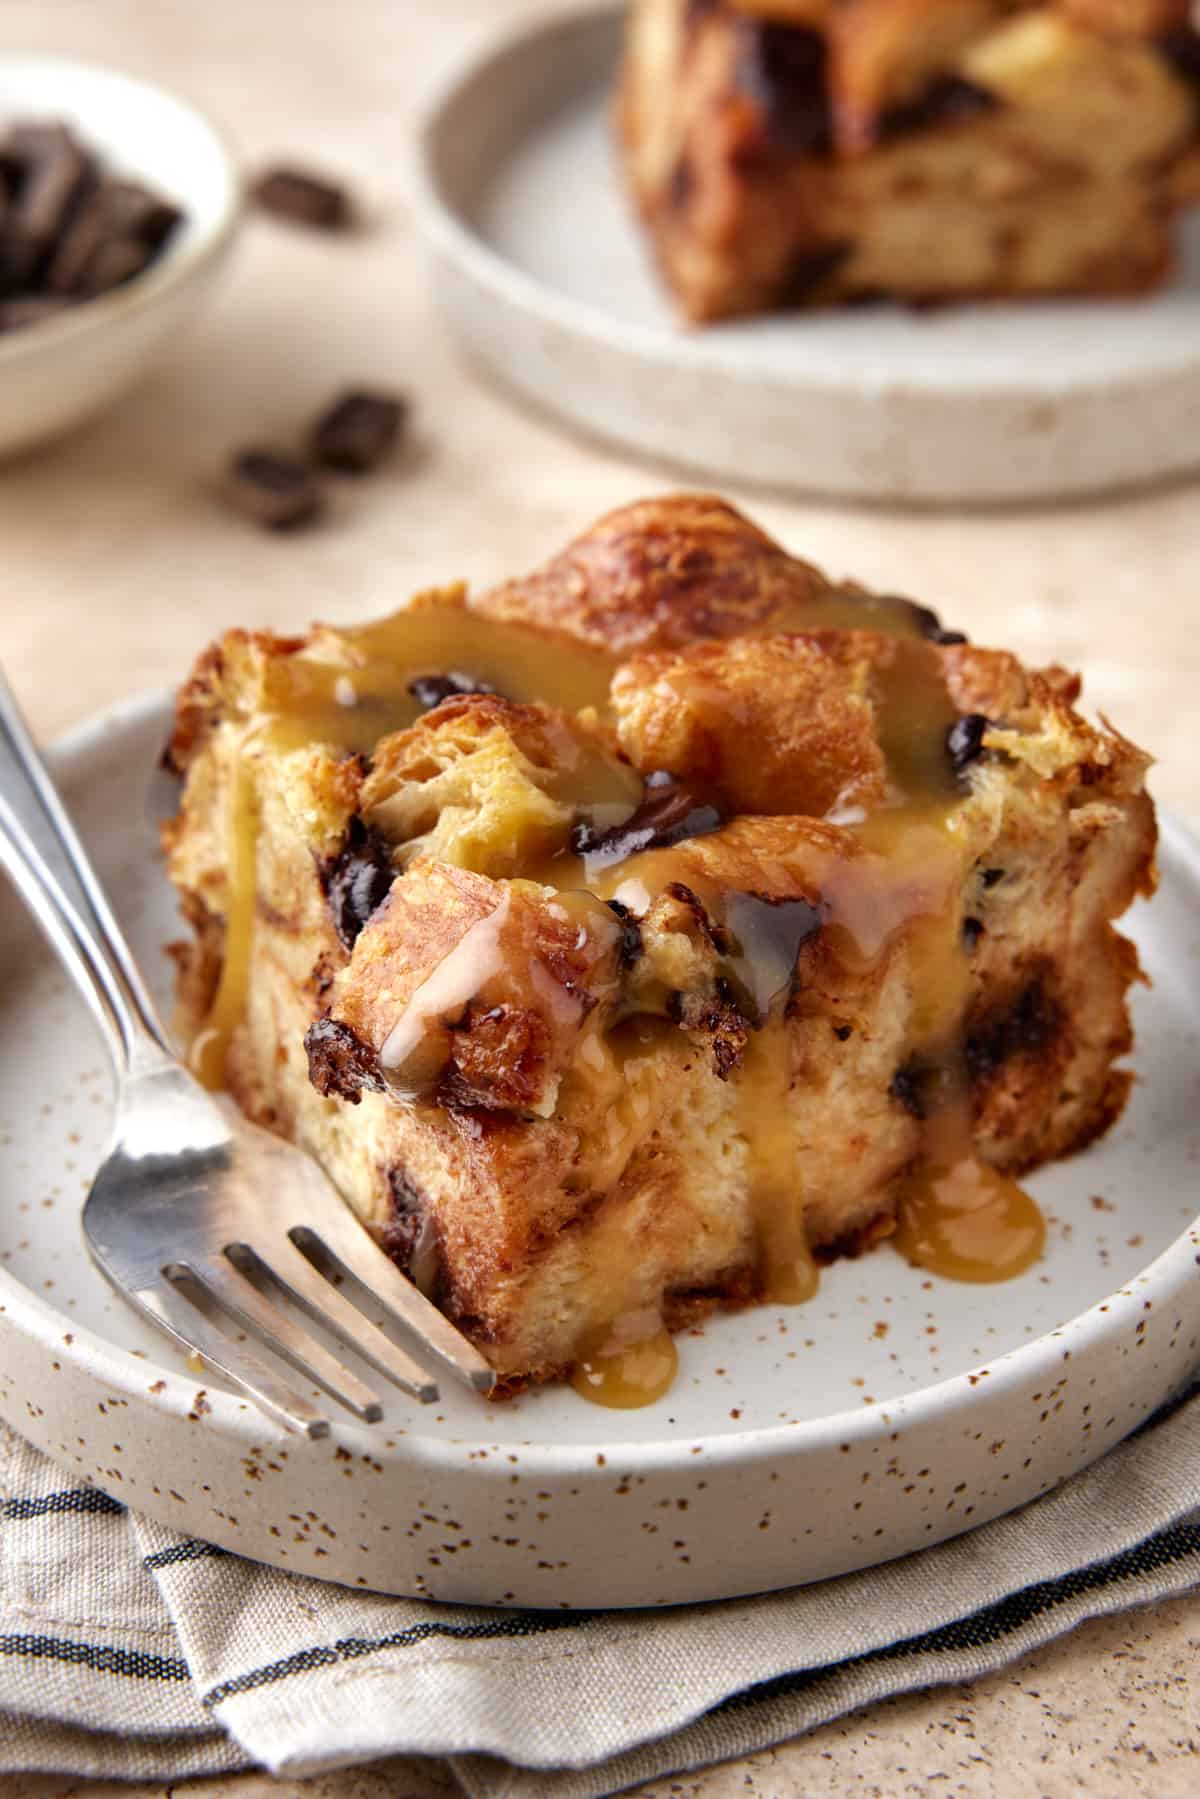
[[1, 1382, 1197, 1798]]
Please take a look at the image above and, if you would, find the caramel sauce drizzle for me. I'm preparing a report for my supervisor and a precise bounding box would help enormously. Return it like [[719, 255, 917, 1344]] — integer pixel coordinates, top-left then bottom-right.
[[189, 588, 928, 1085], [258, 600, 618, 753], [843, 648, 1045, 1289], [379, 891, 515, 1091], [188, 601, 619, 1087], [377, 885, 620, 1100], [586, 636, 1044, 1320], [738, 1022, 821, 1305], [590, 855, 827, 1309], [847, 813, 1045, 1287], [826, 637, 1043, 1285], [754, 587, 933, 642], [183, 583, 1045, 1405]]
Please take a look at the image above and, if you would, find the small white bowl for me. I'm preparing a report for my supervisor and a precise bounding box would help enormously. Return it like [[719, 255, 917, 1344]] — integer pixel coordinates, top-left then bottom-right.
[[0, 55, 241, 456]]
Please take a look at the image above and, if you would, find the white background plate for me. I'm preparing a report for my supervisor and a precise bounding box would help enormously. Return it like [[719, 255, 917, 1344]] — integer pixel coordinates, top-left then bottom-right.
[[412, 5, 1200, 504], [0, 696, 1197, 1607]]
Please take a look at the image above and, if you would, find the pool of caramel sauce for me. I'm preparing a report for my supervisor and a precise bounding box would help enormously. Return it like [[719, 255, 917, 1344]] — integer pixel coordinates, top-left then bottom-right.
[[184, 590, 1044, 1409]]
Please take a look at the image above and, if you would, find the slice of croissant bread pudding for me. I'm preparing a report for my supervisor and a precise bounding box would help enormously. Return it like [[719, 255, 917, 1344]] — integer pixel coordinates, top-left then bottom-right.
[[619, 0, 1200, 321], [163, 496, 1156, 1402]]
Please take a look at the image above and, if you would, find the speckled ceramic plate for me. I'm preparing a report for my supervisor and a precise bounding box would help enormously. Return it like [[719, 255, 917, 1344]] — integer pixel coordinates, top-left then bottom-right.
[[411, 5, 1200, 503], [0, 694, 1197, 1607]]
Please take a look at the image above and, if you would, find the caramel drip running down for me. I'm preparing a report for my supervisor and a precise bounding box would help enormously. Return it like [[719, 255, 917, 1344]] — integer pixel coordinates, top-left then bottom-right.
[[850, 799, 1045, 1285], [590, 859, 825, 1307], [862, 810, 1045, 1285], [725, 893, 824, 1303], [628, 636, 1045, 1308], [738, 1024, 820, 1304], [895, 1101, 1046, 1284], [570, 1323, 680, 1409]]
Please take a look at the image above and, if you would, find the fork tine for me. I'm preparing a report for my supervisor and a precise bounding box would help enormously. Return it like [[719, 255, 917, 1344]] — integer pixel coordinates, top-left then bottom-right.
[[289, 1213, 496, 1396], [137, 1278, 331, 1439], [235, 1237, 438, 1404], [179, 1259, 386, 1423]]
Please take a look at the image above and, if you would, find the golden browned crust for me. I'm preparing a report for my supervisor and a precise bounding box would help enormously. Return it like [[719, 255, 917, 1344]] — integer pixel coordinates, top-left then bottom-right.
[[364, 695, 586, 802], [619, 0, 1200, 321], [613, 631, 892, 816], [311, 857, 622, 1117], [163, 492, 1157, 1385], [163, 628, 310, 773], [472, 494, 832, 652]]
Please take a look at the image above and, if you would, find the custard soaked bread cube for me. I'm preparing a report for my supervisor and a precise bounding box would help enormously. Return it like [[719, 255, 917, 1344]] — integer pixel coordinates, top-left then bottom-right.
[[164, 496, 1155, 1396], [620, 0, 1200, 320]]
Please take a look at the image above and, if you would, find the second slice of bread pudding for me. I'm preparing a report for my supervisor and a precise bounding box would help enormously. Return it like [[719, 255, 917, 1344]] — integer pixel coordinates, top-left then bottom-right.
[[620, 0, 1200, 320], [163, 496, 1155, 1399]]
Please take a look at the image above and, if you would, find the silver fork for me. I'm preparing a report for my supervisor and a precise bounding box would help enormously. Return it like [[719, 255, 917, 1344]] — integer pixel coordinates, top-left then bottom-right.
[[0, 671, 495, 1436]]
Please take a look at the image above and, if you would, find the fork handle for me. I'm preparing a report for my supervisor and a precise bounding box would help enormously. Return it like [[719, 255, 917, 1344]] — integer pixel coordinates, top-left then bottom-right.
[[0, 669, 172, 1077]]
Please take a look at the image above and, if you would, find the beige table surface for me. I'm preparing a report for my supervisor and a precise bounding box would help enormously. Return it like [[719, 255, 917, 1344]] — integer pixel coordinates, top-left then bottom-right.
[[0, 0, 1197, 1794]]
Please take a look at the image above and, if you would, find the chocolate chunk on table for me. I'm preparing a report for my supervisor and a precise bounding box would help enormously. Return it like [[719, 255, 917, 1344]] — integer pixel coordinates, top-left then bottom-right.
[[311, 388, 407, 473], [225, 449, 324, 530], [253, 166, 353, 230]]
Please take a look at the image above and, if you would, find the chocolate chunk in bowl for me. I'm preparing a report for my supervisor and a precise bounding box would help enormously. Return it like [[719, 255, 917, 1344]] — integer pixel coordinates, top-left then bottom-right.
[[5, 122, 94, 260], [0, 58, 236, 456], [0, 119, 186, 325], [46, 177, 183, 295]]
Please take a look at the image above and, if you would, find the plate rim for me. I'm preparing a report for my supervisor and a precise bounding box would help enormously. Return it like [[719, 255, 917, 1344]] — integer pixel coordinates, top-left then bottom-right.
[[407, 1, 1200, 403], [0, 687, 1196, 1479]]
